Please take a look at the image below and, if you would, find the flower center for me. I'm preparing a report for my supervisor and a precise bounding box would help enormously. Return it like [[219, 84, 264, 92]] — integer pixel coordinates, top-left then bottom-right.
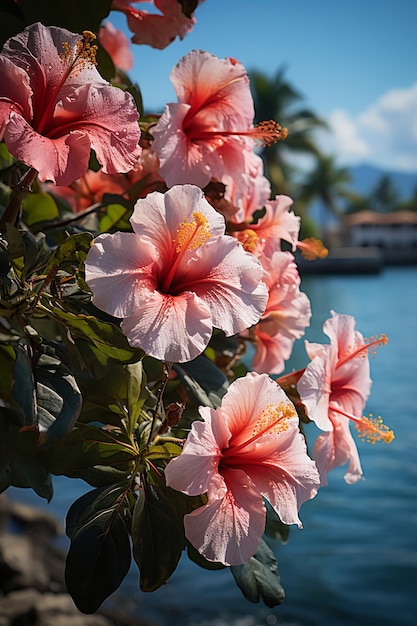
[[36, 31, 98, 135], [224, 401, 296, 458], [160, 212, 211, 293]]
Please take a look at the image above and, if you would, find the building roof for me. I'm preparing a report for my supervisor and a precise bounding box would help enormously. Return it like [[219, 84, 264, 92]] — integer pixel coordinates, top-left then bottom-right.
[[343, 210, 417, 226]]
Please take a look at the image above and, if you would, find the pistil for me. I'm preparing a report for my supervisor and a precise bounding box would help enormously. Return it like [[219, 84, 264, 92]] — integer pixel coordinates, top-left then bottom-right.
[[160, 212, 211, 292]]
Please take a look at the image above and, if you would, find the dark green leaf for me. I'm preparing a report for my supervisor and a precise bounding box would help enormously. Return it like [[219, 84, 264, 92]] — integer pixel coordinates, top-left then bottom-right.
[[132, 480, 182, 592], [34, 343, 82, 447], [44, 232, 93, 275], [265, 503, 290, 543], [230, 540, 285, 607], [187, 543, 226, 571], [65, 484, 131, 614], [173, 354, 229, 409], [42, 423, 136, 477], [12, 342, 35, 426], [51, 306, 143, 363], [0, 0, 113, 50], [0, 415, 53, 500]]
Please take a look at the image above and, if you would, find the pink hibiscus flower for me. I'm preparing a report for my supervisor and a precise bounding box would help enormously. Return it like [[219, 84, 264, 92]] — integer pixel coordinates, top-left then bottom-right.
[[98, 20, 134, 72], [151, 50, 285, 189], [233, 195, 301, 258], [297, 311, 393, 485], [0, 23, 141, 186], [165, 372, 320, 565], [250, 251, 311, 374], [85, 185, 268, 363], [112, 0, 202, 49], [43, 168, 130, 214]]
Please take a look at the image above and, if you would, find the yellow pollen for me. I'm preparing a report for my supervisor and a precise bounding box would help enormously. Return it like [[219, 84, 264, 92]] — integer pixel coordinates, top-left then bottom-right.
[[60, 30, 98, 72], [175, 211, 211, 253], [298, 237, 329, 261], [252, 402, 296, 437], [252, 121, 288, 146], [365, 334, 389, 357], [236, 229, 260, 253], [355, 413, 395, 445]]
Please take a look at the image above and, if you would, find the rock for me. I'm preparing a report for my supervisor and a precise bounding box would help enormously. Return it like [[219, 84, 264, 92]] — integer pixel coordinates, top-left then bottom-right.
[[0, 589, 114, 626], [0, 493, 155, 626]]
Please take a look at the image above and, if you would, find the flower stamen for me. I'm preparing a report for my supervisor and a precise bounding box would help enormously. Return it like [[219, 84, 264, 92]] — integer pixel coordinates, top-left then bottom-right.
[[297, 237, 328, 260], [60, 30, 98, 73], [330, 405, 394, 444], [175, 211, 211, 253], [336, 333, 388, 368], [355, 413, 395, 444]]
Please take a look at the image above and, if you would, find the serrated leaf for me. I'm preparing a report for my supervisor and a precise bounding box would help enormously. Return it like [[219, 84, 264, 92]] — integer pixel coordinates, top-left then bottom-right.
[[230, 539, 285, 607], [132, 480, 183, 592], [65, 483, 131, 614]]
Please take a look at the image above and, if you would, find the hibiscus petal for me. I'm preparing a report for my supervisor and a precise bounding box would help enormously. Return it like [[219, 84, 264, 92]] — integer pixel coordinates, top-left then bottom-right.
[[121, 290, 213, 362], [152, 102, 212, 187], [314, 418, 363, 485], [184, 238, 268, 335], [130, 185, 225, 257], [184, 469, 266, 566], [297, 344, 334, 431], [247, 429, 320, 527], [85, 232, 157, 318], [4, 115, 91, 185]]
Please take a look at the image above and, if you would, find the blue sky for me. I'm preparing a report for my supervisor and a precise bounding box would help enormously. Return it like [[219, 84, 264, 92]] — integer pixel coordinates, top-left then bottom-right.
[[109, 1, 417, 173]]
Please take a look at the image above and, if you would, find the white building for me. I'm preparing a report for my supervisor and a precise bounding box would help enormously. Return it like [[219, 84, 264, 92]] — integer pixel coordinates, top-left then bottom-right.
[[343, 211, 417, 263]]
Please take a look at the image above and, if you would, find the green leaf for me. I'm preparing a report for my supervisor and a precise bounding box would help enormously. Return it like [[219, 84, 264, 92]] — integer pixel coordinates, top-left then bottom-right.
[[126, 361, 149, 436], [42, 423, 136, 477], [131, 480, 183, 592], [22, 192, 59, 226], [34, 343, 82, 447], [12, 341, 35, 426], [44, 232, 93, 275], [173, 354, 229, 409], [0, 415, 53, 501], [187, 543, 226, 571], [65, 483, 131, 614], [0, 0, 113, 50], [265, 503, 290, 543], [51, 306, 143, 363], [230, 540, 285, 607], [99, 203, 130, 232]]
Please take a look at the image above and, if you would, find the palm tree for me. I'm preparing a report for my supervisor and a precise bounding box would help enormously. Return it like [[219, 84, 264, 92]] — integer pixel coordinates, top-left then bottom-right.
[[369, 175, 399, 213], [249, 66, 327, 195], [296, 154, 355, 235]]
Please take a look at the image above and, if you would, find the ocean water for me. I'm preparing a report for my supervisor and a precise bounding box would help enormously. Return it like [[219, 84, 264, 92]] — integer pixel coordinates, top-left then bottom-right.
[[7, 267, 417, 626]]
